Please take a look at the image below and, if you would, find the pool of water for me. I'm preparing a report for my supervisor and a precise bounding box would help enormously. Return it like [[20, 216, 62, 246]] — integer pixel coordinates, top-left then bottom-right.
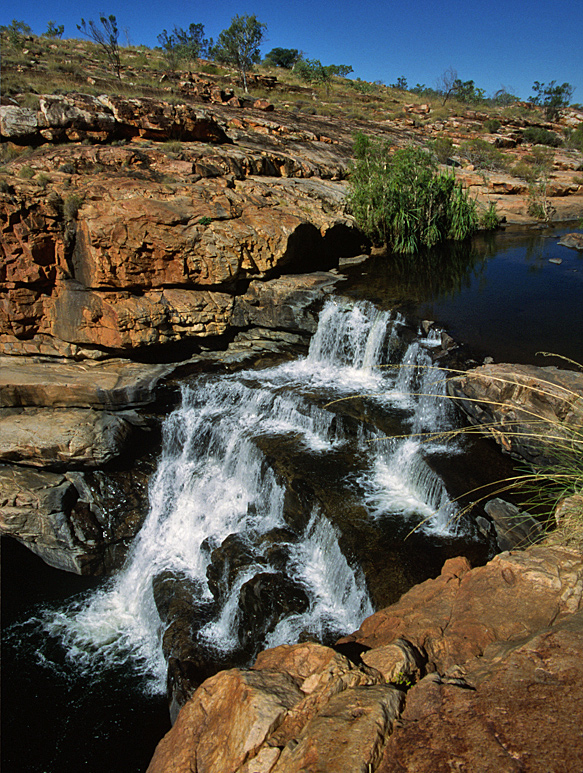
[[343, 223, 583, 365]]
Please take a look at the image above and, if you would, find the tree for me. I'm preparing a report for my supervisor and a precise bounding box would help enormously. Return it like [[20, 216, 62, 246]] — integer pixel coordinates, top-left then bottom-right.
[[212, 14, 266, 93], [437, 67, 459, 105], [173, 23, 212, 64], [264, 47, 300, 69], [295, 58, 353, 95], [43, 21, 64, 39], [77, 14, 122, 80], [391, 76, 408, 91], [0, 19, 32, 45], [529, 81, 574, 120]]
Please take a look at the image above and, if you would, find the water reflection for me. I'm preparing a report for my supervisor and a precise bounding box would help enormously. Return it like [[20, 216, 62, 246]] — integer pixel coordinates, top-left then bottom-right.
[[343, 223, 583, 364]]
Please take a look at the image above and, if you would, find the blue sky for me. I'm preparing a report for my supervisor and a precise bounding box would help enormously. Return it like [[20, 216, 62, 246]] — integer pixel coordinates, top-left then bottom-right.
[[2, 0, 582, 103]]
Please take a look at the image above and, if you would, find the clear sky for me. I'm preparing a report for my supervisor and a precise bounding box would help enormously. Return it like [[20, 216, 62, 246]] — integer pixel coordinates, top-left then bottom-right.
[[2, 0, 581, 103]]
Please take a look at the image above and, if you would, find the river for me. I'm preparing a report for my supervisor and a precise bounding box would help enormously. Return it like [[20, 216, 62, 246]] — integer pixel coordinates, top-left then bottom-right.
[[1, 223, 581, 772]]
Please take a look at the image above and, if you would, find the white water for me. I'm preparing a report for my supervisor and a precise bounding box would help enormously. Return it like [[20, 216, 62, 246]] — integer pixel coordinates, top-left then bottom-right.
[[41, 297, 463, 693]]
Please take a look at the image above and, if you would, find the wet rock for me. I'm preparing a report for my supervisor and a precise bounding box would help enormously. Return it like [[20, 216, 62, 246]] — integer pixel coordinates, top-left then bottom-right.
[[206, 532, 262, 601], [238, 572, 310, 653], [0, 465, 126, 573], [447, 363, 583, 465], [558, 232, 583, 250], [484, 497, 544, 550]]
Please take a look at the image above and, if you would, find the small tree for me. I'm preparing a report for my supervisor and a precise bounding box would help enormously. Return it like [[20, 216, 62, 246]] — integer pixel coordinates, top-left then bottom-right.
[[264, 47, 300, 69], [529, 81, 574, 120], [43, 21, 64, 39], [212, 14, 266, 93], [173, 23, 212, 65], [295, 58, 353, 95], [77, 14, 122, 80], [0, 19, 32, 45]]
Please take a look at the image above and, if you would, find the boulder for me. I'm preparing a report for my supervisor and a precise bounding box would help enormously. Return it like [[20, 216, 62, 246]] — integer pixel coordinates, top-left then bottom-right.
[[558, 232, 583, 250], [483, 497, 544, 550], [447, 363, 583, 465], [0, 105, 39, 139], [0, 356, 174, 409], [378, 611, 583, 773], [0, 407, 136, 468], [339, 546, 583, 673]]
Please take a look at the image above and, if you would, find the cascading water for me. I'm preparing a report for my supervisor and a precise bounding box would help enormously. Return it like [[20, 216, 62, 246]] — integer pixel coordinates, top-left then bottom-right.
[[37, 297, 466, 694]]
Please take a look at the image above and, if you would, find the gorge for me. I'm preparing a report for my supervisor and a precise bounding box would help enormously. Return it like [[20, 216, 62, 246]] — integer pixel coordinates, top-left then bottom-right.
[[2, 66, 583, 771]]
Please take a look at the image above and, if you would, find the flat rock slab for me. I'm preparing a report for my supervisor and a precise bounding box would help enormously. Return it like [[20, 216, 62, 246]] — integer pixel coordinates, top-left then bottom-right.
[[0, 356, 175, 408], [0, 407, 136, 468]]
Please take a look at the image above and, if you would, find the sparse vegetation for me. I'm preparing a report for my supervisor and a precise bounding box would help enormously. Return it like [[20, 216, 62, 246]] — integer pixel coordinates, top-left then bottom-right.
[[459, 138, 509, 171]]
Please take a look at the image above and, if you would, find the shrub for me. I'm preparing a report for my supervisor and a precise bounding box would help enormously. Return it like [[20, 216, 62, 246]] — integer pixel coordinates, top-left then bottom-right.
[[18, 165, 35, 179], [348, 134, 478, 253], [522, 127, 562, 147], [479, 201, 502, 230], [63, 193, 83, 220], [484, 119, 501, 134], [459, 138, 509, 171], [565, 126, 583, 153], [429, 135, 455, 164], [529, 81, 574, 120]]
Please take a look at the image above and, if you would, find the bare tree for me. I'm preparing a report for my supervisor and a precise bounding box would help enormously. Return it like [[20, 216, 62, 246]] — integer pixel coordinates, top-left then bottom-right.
[[77, 14, 122, 80], [437, 67, 458, 105]]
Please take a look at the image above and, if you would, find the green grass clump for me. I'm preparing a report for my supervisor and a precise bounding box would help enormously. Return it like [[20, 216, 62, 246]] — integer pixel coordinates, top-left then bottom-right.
[[522, 127, 562, 147], [459, 138, 509, 171], [348, 133, 478, 254]]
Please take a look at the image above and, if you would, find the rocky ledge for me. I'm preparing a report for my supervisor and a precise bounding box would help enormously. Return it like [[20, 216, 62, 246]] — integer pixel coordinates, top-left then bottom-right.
[[147, 543, 583, 773]]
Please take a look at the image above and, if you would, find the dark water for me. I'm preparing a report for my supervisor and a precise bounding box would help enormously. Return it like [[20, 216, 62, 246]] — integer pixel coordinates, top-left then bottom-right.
[[342, 223, 583, 365], [2, 223, 581, 772]]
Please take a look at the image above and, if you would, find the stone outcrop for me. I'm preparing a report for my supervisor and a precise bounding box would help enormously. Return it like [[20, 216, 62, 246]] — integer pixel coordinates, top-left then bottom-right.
[[447, 363, 583, 465], [148, 545, 583, 772]]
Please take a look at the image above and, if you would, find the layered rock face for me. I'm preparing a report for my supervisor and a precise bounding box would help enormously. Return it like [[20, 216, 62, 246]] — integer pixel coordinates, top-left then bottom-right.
[[1, 96, 371, 572], [148, 544, 583, 772]]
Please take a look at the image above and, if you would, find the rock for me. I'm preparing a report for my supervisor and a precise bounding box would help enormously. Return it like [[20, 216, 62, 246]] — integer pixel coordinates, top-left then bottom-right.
[[447, 363, 583, 465], [558, 232, 583, 250], [483, 497, 544, 550], [377, 611, 583, 773], [0, 105, 38, 139], [360, 638, 425, 684], [339, 546, 583, 673], [0, 407, 136, 468], [0, 356, 174, 409], [146, 668, 304, 773], [232, 273, 340, 334], [39, 94, 116, 143]]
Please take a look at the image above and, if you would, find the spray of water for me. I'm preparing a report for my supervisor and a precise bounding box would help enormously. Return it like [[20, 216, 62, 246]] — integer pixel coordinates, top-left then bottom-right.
[[36, 297, 463, 693]]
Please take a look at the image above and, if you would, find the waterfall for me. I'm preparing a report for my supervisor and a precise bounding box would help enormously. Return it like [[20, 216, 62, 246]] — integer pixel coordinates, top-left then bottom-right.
[[38, 297, 464, 693]]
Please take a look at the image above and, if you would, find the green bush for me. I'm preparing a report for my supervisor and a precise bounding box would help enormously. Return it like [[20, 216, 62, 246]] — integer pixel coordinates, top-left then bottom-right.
[[459, 138, 509, 171], [348, 134, 478, 254], [429, 135, 455, 164], [484, 119, 501, 134], [565, 126, 583, 152], [522, 127, 562, 147]]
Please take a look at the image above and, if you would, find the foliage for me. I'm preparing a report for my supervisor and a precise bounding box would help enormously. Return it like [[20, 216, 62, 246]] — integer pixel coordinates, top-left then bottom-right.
[[479, 201, 502, 230], [18, 165, 35, 179], [212, 14, 266, 92], [453, 79, 486, 104], [348, 134, 478, 254], [491, 88, 519, 106], [295, 58, 353, 94], [484, 119, 501, 134], [349, 78, 380, 95], [410, 83, 440, 99], [529, 81, 574, 120], [459, 138, 509, 171], [429, 135, 455, 164], [77, 14, 122, 80], [43, 21, 64, 39], [565, 125, 583, 153], [264, 48, 300, 69], [0, 19, 32, 44], [522, 127, 562, 147], [390, 76, 408, 91]]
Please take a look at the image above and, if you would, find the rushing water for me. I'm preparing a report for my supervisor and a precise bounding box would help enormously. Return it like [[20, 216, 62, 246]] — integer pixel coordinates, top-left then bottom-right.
[[29, 299, 468, 691]]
